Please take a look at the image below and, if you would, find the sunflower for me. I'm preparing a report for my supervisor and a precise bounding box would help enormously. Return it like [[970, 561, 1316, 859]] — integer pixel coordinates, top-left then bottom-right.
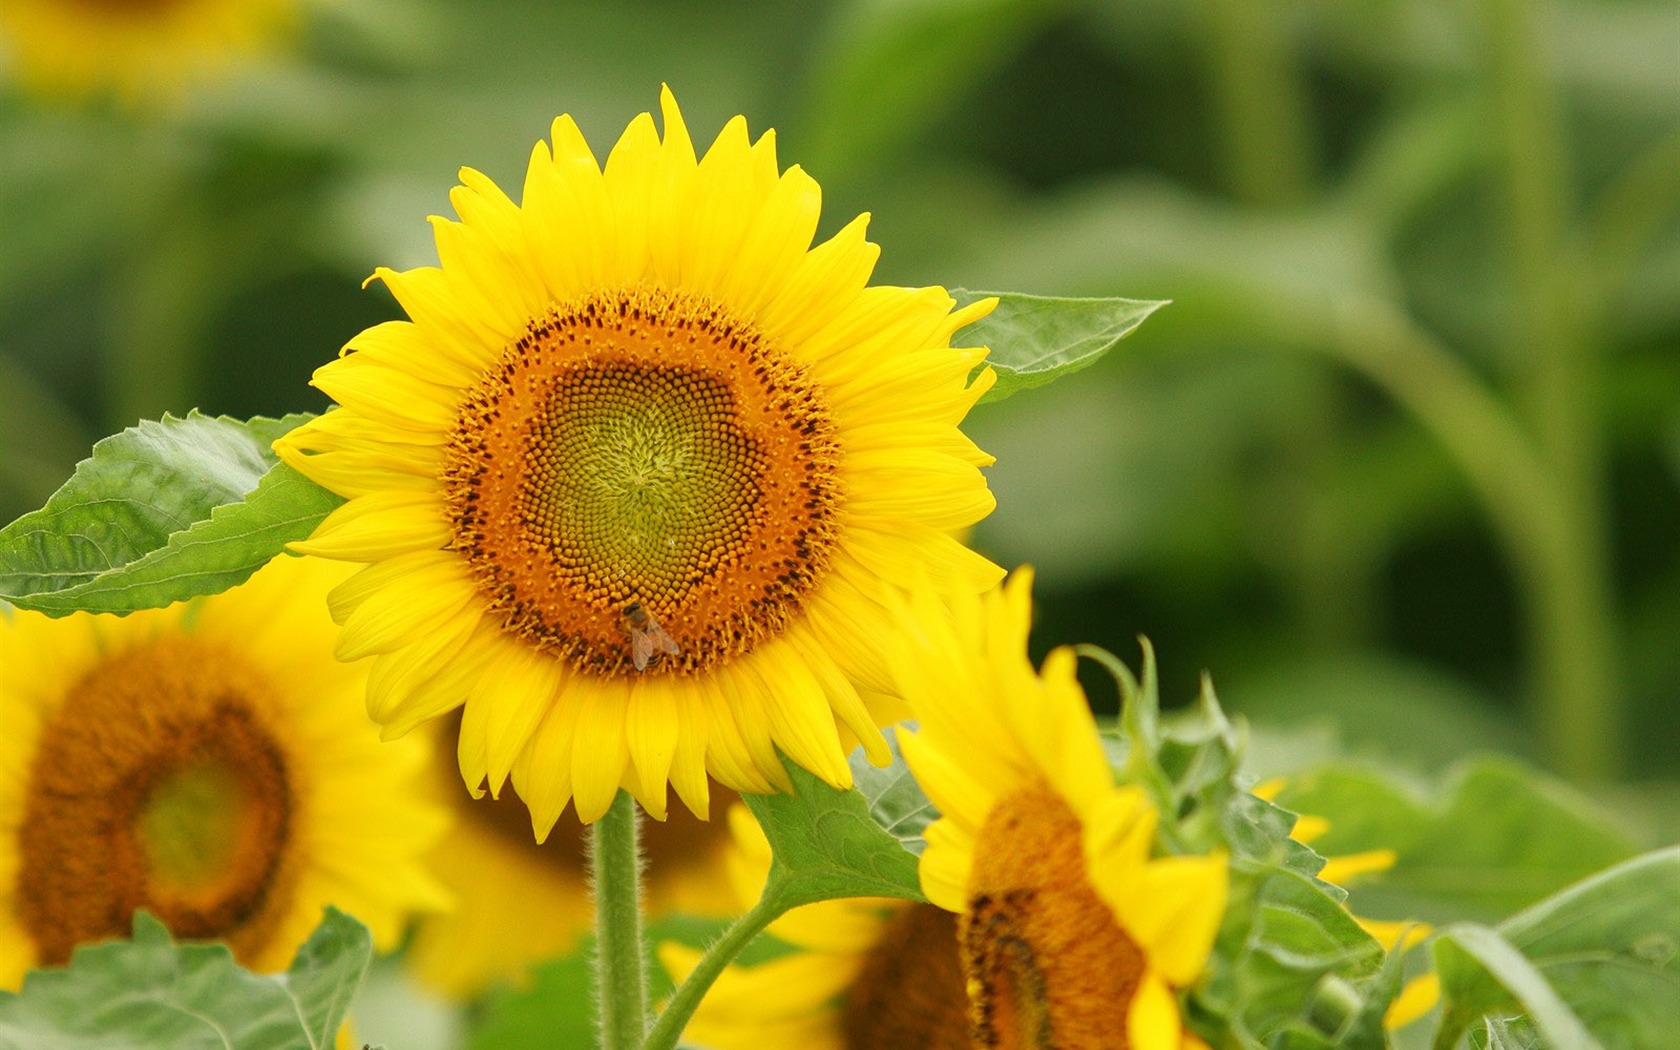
[[661, 802, 971, 1050], [408, 724, 738, 998], [897, 569, 1227, 1050], [275, 87, 1001, 830], [0, 0, 293, 103], [0, 555, 449, 987]]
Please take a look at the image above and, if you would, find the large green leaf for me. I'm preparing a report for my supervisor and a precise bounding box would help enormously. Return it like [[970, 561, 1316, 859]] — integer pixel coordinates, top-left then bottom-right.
[[742, 754, 923, 910], [1502, 846, 1680, 1049], [465, 950, 596, 1050], [1275, 759, 1639, 924], [1431, 923, 1602, 1050], [0, 909, 370, 1049], [952, 289, 1166, 403], [1430, 847, 1680, 1049], [0, 412, 341, 615]]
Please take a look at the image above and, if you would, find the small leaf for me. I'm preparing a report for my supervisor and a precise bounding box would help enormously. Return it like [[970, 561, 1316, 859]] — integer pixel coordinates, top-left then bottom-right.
[[0, 413, 342, 615], [951, 288, 1166, 403], [287, 910, 375, 1050], [1480, 1016, 1541, 1049], [850, 727, 938, 856], [0, 908, 371, 1049], [743, 755, 923, 910]]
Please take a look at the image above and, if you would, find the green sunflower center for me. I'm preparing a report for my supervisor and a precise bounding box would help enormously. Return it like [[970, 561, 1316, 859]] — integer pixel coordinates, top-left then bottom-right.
[[18, 638, 295, 966], [964, 783, 1145, 1050], [523, 361, 764, 599], [444, 287, 844, 678]]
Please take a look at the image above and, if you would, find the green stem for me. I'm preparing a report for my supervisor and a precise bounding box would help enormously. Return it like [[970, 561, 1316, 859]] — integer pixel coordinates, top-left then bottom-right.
[[590, 791, 649, 1050], [1200, 0, 1381, 653], [1200, 0, 1318, 206], [642, 894, 784, 1050], [1483, 0, 1619, 780]]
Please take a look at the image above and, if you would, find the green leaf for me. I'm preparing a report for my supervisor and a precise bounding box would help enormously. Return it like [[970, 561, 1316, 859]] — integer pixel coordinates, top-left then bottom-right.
[[0, 412, 342, 615], [850, 726, 937, 856], [285, 910, 375, 1050], [1276, 758, 1639, 924], [470, 916, 795, 1050], [1198, 862, 1389, 1050], [742, 754, 923, 911], [0, 909, 371, 1049], [1480, 1015, 1541, 1050], [1496, 846, 1680, 1050], [1431, 923, 1602, 1050], [466, 949, 596, 1050], [952, 289, 1167, 403]]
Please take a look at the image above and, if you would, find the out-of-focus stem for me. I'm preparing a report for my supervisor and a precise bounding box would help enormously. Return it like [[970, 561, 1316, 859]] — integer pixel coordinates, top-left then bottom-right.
[[1483, 0, 1619, 780], [1202, 0, 1378, 651], [1200, 0, 1317, 206]]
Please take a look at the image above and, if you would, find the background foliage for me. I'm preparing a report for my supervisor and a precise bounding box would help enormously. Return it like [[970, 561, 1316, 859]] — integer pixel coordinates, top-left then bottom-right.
[[1, 0, 1677, 1044], [5, 0, 1677, 797]]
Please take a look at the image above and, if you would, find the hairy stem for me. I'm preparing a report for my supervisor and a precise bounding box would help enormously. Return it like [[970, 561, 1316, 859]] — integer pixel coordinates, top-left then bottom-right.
[[590, 791, 649, 1050], [642, 893, 784, 1050]]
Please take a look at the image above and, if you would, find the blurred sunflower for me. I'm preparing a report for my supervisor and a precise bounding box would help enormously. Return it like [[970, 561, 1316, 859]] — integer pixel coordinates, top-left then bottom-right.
[[662, 803, 969, 1049], [0, 555, 449, 987], [0, 0, 292, 103], [898, 570, 1227, 1050], [409, 723, 737, 998], [276, 86, 1001, 829]]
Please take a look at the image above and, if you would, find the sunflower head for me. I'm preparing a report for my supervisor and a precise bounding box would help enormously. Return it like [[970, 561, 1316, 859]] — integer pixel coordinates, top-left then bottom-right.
[[896, 570, 1228, 1050], [0, 0, 294, 103], [0, 555, 448, 987], [277, 87, 1002, 829]]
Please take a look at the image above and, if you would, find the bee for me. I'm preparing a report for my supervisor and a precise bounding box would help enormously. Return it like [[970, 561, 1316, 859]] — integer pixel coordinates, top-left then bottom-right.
[[623, 601, 681, 671]]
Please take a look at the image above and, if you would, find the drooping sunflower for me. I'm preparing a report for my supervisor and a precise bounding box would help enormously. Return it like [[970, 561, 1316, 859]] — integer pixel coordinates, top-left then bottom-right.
[[897, 569, 1227, 1050], [662, 800, 971, 1050], [0, 0, 293, 103], [408, 723, 738, 998], [275, 87, 1002, 830], [0, 555, 449, 987]]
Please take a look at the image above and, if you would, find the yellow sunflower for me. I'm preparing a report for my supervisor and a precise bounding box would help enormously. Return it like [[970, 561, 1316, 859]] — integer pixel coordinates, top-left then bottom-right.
[[663, 802, 970, 1050], [0, 555, 449, 987], [897, 569, 1228, 1050], [408, 725, 738, 998], [0, 0, 293, 103], [275, 87, 1002, 830]]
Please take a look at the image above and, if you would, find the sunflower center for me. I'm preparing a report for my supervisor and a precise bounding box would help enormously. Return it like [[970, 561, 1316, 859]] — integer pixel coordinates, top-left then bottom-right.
[[840, 903, 970, 1050], [443, 287, 843, 678], [17, 637, 295, 966], [963, 783, 1145, 1050]]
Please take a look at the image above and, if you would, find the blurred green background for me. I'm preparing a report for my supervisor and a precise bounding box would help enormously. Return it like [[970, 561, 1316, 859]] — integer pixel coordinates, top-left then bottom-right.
[[1, 0, 1677, 811]]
